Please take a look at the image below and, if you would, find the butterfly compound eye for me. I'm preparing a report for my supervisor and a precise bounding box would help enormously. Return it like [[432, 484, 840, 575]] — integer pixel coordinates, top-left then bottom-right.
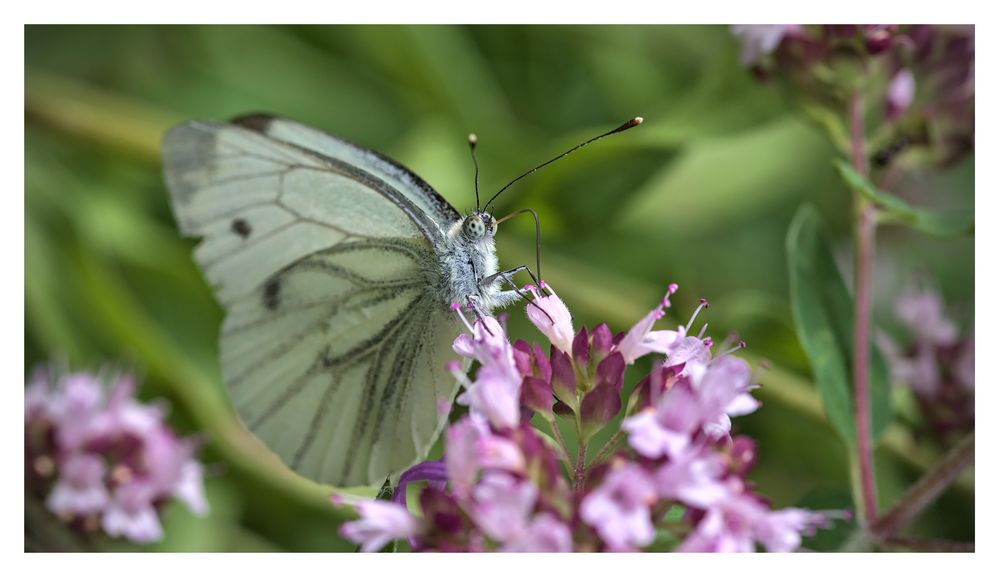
[[463, 215, 486, 239], [482, 213, 497, 236]]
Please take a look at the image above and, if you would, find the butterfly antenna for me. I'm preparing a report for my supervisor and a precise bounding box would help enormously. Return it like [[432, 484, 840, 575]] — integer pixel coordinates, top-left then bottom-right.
[[468, 133, 481, 212], [483, 116, 644, 213]]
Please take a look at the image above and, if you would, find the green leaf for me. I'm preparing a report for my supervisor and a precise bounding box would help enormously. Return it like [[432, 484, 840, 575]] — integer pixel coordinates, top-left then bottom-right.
[[785, 205, 892, 445], [833, 159, 974, 236]]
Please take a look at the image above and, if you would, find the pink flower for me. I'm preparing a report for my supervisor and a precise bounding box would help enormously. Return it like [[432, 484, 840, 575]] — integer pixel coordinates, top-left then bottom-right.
[[102, 482, 163, 543], [580, 462, 657, 551], [525, 284, 574, 354], [452, 315, 510, 364], [886, 68, 916, 119], [756, 508, 831, 553], [470, 473, 538, 543], [173, 461, 209, 517], [664, 335, 711, 371], [45, 453, 109, 516], [955, 337, 975, 392], [50, 373, 104, 452], [678, 479, 828, 552], [654, 450, 728, 509], [456, 358, 522, 430], [452, 314, 523, 430], [617, 287, 679, 364], [731, 25, 802, 66], [444, 416, 524, 498], [502, 513, 573, 552], [339, 500, 425, 552], [25, 366, 209, 544], [622, 384, 701, 459], [688, 356, 760, 440], [895, 288, 959, 347]]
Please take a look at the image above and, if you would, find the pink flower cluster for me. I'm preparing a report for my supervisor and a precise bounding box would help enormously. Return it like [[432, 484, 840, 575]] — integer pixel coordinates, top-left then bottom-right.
[[25, 368, 208, 543], [732, 25, 974, 167], [879, 286, 974, 442], [338, 284, 831, 552]]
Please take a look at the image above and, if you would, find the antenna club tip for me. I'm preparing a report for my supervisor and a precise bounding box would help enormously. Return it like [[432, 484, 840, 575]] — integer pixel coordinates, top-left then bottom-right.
[[468, 133, 478, 145], [633, 116, 644, 125]]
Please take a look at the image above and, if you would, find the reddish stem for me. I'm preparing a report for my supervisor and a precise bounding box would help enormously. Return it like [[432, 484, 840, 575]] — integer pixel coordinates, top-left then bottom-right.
[[873, 432, 975, 538], [877, 537, 975, 553], [850, 90, 879, 527]]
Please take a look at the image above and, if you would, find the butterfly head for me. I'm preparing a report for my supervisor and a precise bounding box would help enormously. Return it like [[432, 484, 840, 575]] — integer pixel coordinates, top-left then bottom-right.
[[462, 212, 497, 241]]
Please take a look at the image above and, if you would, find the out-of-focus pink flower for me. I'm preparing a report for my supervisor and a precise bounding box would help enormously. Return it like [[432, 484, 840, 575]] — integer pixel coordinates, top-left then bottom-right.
[[102, 482, 163, 543], [731, 25, 802, 66], [25, 367, 209, 544], [580, 463, 657, 551], [456, 360, 522, 430], [955, 337, 975, 392], [470, 473, 538, 543], [339, 500, 426, 552], [46, 453, 109, 517], [622, 383, 701, 459], [886, 68, 917, 119], [882, 284, 973, 441], [444, 416, 525, 499], [678, 479, 828, 552], [526, 285, 574, 354], [654, 450, 727, 509], [502, 512, 573, 552], [688, 356, 760, 440], [896, 289, 959, 347]]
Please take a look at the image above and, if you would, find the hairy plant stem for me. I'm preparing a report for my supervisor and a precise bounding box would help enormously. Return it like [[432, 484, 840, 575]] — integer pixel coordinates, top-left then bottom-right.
[[547, 416, 574, 468], [574, 440, 588, 492], [849, 89, 879, 528], [590, 429, 626, 469], [872, 432, 975, 538]]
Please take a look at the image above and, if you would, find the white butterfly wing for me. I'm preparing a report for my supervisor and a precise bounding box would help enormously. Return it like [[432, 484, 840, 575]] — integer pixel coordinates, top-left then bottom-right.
[[232, 114, 462, 232], [163, 118, 462, 487]]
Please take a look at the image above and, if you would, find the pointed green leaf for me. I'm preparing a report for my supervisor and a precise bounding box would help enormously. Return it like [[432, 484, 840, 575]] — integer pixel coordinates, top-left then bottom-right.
[[834, 159, 974, 236], [786, 205, 892, 445]]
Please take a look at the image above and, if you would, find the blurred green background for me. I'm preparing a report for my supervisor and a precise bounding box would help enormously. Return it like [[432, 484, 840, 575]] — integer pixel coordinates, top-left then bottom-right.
[[25, 25, 973, 551]]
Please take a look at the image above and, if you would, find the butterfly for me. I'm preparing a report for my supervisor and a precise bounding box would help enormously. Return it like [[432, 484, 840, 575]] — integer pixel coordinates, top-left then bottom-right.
[[162, 114, 641, 487]]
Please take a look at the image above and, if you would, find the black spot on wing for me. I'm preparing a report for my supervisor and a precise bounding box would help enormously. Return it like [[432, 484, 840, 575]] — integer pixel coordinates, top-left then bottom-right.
[[231, 218, 252, 238], [230, 113, 275, 133], [263, 278, 281, 310]]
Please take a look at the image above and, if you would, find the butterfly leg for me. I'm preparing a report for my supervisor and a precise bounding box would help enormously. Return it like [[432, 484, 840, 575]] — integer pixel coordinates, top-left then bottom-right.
[[464, 294, 497, 336], [479, 265, 542, 290], [483, 266, 554, 324]]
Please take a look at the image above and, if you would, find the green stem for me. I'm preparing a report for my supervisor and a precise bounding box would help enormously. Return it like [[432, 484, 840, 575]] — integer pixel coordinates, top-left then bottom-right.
[[590, 429, 626, 468], [546, 415, 574, 468], [849, 89, 879, 528]]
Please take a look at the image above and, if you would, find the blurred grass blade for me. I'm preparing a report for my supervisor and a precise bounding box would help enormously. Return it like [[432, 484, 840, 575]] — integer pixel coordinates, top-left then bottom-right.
[[785, 205, 892, 445], [834, 159, 974, 237]]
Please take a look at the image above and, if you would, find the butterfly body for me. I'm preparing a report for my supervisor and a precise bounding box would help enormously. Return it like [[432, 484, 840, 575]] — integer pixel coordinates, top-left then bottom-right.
[[162, 114, 511, 488]]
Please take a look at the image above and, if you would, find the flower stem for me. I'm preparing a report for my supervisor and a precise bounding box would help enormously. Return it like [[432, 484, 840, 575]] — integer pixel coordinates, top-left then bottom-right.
[[547, 416, 574, 468], [872, 432, 975, 538], [849, 89, 879, 528], [574, 440, 589, 491], [877, 537, 974, 553], [590, 429, 626, 468]]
